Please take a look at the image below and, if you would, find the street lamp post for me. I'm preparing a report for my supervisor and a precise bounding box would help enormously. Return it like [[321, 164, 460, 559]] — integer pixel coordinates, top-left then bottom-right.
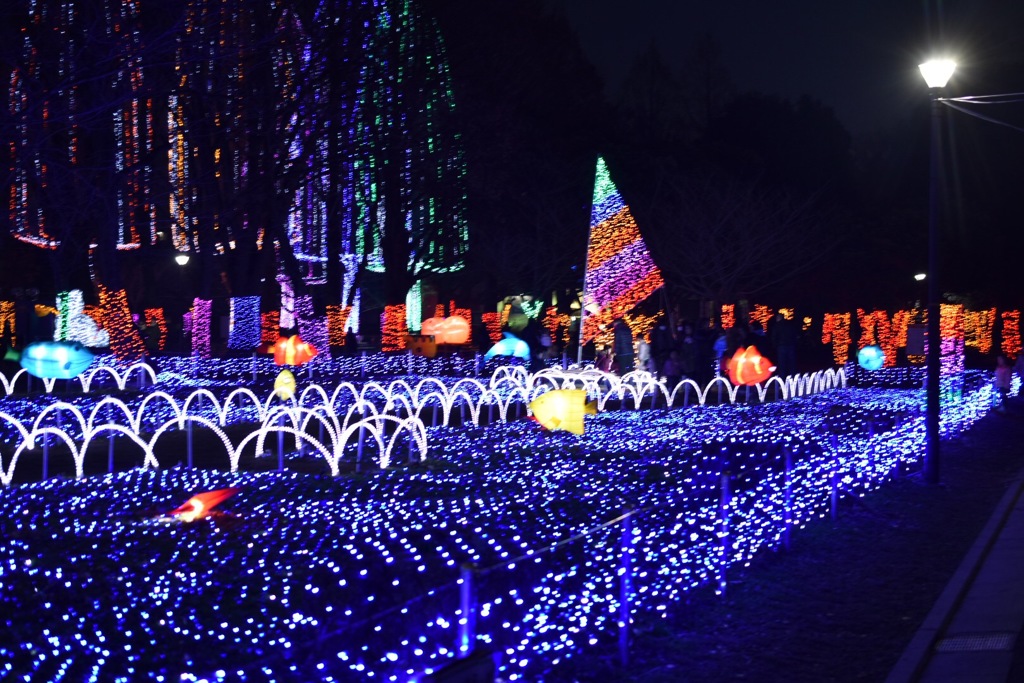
[[919, 59, 955, 484]]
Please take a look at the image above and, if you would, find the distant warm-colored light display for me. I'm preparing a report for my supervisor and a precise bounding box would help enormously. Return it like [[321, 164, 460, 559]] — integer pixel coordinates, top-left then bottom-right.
[[481, 312, 503, 345], [720, 304, 735, 330], [381, 304, 408, 352], [326, 305, 353, 348], [963, 308, 996, 355], [580, 157, 663, 345], [822, 313, 851, 365], [750, 304, 773, 330], [98, 285, 145, 360], [1002, 310, 1021, 359]]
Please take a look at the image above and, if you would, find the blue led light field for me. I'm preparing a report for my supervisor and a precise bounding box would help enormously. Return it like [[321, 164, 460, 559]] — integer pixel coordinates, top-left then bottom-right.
[[0, 369, 1014, 682]]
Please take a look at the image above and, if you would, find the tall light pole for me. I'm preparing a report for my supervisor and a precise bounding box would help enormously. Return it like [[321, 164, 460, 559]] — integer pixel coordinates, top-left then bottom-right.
[[919, 59, 955, 484]]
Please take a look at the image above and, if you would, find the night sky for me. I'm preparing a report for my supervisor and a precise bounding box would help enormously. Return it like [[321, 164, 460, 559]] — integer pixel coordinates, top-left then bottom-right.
[[547, 0, 1024, 136]]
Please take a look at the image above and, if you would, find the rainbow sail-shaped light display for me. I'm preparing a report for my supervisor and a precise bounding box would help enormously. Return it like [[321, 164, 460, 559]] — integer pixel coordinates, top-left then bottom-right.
[[581, 157, 664, 344]]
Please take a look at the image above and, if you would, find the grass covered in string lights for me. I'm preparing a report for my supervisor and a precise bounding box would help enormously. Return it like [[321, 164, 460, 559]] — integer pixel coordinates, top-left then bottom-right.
[[0, 374, 1008, 682]]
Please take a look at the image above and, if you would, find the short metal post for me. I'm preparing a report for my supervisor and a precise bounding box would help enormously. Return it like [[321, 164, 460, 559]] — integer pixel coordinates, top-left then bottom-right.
[[277, 411, 285, 472], [474, 353, 481, 377], [829, 435, 839, 520], [187, 419, 194, 468], [784, 448, 793, 550], [42, 425, 49, 481], [718, 472, 731, 595], [361, 351, 367, 379], [357, 408, 366, 466], [831, 470, 839, 522], [107, 405, 115, 473], [619, 509, 634, 668], [458, 563, 478, 656]]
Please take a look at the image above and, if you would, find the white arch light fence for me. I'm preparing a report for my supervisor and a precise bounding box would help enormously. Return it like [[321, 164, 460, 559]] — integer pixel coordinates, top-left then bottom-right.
[[0, 363, 846, 486]]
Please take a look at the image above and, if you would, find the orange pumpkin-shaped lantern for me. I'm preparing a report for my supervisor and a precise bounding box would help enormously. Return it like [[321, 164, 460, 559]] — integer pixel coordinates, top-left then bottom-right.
[[419, 315, 470, 345], [273, 334, 318, 366], [727, 345, 775, 386], [420, 317, 446, 339]]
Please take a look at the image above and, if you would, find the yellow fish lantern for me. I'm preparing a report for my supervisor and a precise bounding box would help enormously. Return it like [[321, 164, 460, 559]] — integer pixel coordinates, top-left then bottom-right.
[[274, 368, 297, 400], [726, 345, 775, 386], [528, 389, 597, 435]]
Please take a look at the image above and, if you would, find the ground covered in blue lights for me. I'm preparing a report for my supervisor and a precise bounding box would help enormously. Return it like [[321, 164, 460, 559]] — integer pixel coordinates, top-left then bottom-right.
[[0, 381, 999, 682]]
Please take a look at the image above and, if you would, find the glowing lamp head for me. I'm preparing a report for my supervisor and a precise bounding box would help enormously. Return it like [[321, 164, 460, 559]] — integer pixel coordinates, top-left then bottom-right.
[[858, 344, 885, 371], [174, 253, 190, 266], [919, 59, 955, 89]]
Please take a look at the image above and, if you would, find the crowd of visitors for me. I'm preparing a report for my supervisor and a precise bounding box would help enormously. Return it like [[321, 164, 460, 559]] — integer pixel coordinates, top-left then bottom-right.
[[597, 312, 804, 384]]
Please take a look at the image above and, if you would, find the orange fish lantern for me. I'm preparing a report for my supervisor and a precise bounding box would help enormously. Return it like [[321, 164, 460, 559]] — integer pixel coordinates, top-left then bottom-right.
[[420, 315, 470, 345], [168, 487, 240, 523], [727, 345, 775, 386], [273, 334, 318, 366]]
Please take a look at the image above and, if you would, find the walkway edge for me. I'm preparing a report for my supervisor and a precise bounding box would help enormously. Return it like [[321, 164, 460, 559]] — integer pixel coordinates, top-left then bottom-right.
[[885, 471, 1024, 683]]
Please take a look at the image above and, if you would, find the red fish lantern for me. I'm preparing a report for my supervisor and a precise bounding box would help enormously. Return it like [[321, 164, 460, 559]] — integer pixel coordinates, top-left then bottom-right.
[[273, 334, 318, 366], [168, 487, 240, 523], [727, 345, 775, 386], [420, 315, 470, 345]]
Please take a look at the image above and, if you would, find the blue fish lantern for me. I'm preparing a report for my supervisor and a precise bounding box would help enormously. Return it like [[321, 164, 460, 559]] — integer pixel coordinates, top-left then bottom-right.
[[857, 344, 885, 371], [484, 332, 531, 361], [4, 341, 95, 379]]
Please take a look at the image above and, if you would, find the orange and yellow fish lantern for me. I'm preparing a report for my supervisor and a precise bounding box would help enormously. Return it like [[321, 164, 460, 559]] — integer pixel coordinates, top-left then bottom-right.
[[168, 487, 240, 523], [528, 389, 597, 435], [273, 334, 318, 366], [727, 345, 775, 386]]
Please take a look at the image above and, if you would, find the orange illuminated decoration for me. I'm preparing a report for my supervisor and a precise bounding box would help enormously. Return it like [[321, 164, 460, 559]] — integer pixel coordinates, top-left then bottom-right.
[[169, 488, 240, 523], [1001, 310, 1021, 359], [261, 311, 280, 344], [273, 334, 318, 366], [98, 285, 146, 361], [856, 309, 876, 348], [591, 312, 658, 349], [778, 307, 794, 321], [450, 303, 473, 345], [481, 312, 502, 344], [726, 345, 775, 386], [381, 304, 408, 352], [720, 304, 735, 330], [326, 305, 352, 347], [750, 304, 773, 330], [543, 306, 573, 347], [964, 308, 996, 355], [822, 313, 851, 366], [420, 315, 470, 345], [0, 301, 15, 345]]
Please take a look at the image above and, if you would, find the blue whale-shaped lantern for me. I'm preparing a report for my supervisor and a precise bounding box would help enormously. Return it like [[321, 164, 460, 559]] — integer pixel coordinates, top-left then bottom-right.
[[857, 344, 885, 371], [4, 341, 96, 379], [484, 332, 531, 361]]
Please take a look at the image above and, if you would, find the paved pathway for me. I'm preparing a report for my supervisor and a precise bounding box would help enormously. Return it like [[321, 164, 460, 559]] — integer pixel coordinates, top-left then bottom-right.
[[887, 447, 1024, 683]]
